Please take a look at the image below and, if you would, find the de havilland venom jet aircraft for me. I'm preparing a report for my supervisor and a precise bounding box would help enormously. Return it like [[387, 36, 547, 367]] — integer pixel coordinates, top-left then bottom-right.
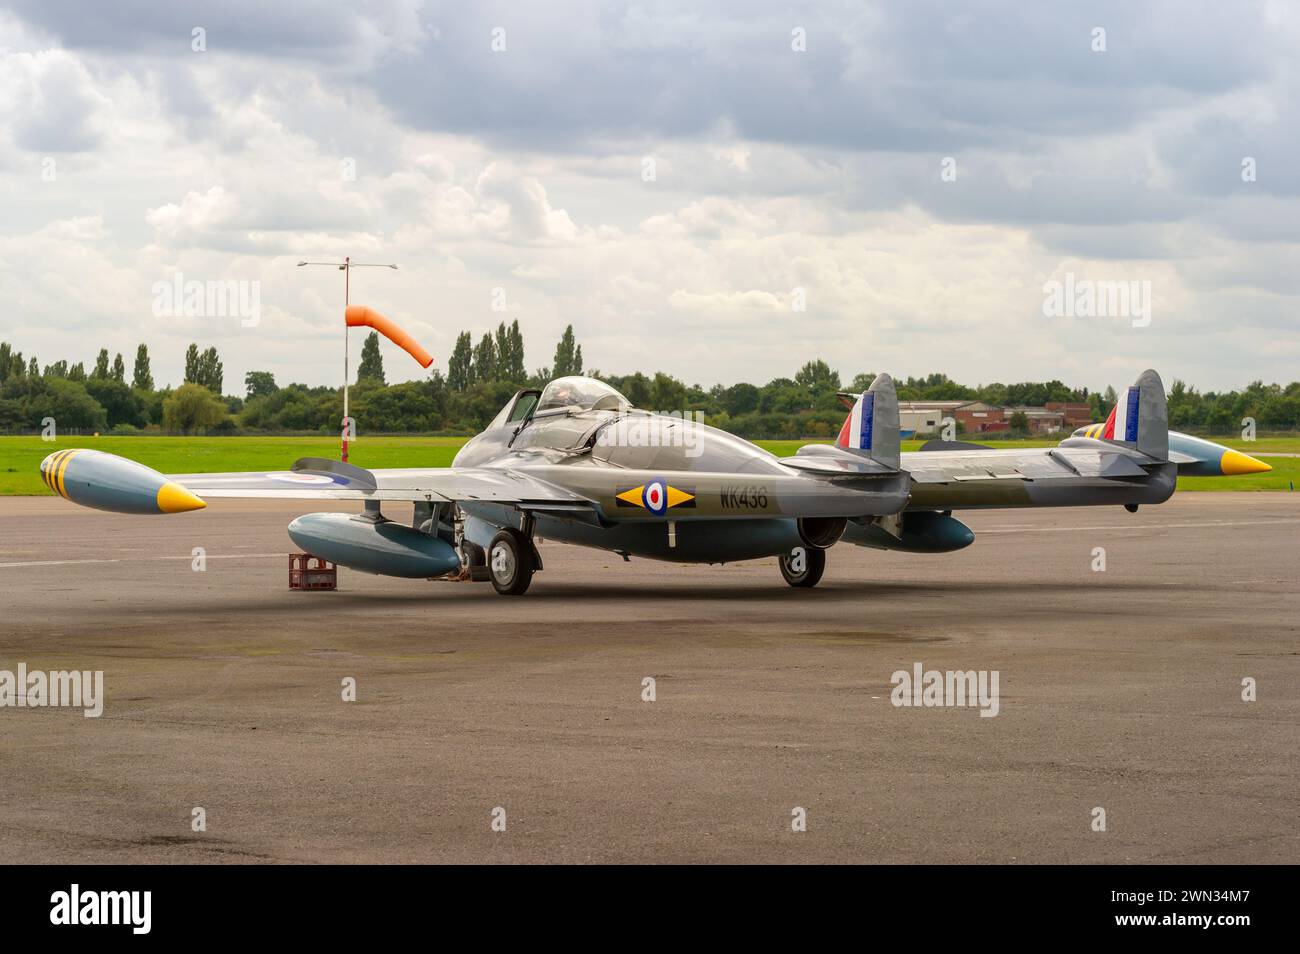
[[39, 369, 1269, 595]]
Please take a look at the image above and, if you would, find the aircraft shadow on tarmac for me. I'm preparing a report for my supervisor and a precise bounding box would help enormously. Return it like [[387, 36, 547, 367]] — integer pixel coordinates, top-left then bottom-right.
[[121, 576, 1194, 615]]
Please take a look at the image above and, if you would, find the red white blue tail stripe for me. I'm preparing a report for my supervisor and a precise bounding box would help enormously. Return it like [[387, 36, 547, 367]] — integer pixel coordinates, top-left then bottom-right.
[[837, 392, 874, 451], [1103, 385, 1141, 442]]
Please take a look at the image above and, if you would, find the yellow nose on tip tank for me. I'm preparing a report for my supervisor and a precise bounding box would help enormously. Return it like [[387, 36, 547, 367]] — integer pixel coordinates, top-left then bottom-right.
[[39, 449, 206, 514], [1219, 449, 1272, 476]]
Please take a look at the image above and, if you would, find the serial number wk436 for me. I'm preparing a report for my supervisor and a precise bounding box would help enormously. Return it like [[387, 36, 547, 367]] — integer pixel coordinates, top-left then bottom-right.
[[720, 485, 769, 509]]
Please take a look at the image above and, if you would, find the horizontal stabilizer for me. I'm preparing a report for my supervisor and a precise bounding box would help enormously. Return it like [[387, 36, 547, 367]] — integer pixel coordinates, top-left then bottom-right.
[[1048, 447, 1151, 478], [782, 447, 900, 475], [918, 439, 994, 452]]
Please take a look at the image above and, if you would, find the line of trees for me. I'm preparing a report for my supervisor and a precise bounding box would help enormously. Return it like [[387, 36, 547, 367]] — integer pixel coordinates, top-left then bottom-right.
[[1, 334, 1297, 438], [0, 339, 240, 435]]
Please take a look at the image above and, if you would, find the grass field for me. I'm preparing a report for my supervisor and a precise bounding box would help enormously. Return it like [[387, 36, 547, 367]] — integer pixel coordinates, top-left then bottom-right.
[[0, 436, 466, 495], [0, 434, 1294, 495]]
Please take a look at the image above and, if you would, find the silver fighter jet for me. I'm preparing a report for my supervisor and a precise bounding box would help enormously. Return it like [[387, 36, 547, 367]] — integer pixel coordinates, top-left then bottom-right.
[[37, 368, 1268, 594]]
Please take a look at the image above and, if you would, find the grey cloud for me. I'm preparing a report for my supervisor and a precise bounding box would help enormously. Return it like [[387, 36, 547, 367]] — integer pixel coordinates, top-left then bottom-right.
[[11, 53, 110, 152], [21, 1, 1275, 151], [363, 1, 1275, 151], [7, 0, 412, 59], [1156, 108, 1300, 200], [3, 0, 1296, 392]]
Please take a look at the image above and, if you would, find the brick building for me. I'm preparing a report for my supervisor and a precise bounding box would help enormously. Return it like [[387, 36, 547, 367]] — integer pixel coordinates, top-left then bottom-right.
[[896, 399, 1097, 437], [898, 401, 1010, 435], [1045, 402, 1093, 429]]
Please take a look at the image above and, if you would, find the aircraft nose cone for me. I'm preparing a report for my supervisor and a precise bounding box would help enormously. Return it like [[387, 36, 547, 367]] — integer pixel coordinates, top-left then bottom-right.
[[1220, 449, 1272, 475]]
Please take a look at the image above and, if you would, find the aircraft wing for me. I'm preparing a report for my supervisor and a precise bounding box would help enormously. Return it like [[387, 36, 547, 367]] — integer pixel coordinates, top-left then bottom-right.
[[169, 458, 589, 507], [900, 444, 1157, 484], [42, 447, 910, 520], [173, 460, 915, 521]]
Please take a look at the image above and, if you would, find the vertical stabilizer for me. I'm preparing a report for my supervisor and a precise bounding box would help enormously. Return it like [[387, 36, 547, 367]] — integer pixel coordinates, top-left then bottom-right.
[[835, 373, 900, 469], [1102, 369, 1168, 460]]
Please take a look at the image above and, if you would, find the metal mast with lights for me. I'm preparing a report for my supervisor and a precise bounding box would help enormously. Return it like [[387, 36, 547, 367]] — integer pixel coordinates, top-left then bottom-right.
[[296, 257, 398, 463]]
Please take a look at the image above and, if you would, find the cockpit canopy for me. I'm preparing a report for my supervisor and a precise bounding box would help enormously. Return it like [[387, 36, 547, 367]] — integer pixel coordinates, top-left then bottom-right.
[[536, 376, 631, 413]]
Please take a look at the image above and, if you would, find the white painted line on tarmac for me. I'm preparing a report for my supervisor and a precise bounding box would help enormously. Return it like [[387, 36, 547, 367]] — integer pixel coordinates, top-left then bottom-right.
[[0, 553, 286, 569], [980, 518, 1300, 534]]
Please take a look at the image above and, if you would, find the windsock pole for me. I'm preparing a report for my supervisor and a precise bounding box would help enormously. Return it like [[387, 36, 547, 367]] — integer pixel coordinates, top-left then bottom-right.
[[343, 256, 350, 462], [296, 258, 399, 463]]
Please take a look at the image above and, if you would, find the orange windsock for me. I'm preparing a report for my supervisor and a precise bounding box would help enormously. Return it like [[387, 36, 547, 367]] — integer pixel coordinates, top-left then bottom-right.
[[344, 305, 434, 368]]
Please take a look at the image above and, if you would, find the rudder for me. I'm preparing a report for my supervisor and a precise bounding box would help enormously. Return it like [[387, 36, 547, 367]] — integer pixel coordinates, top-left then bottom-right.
[[1103, 368, 1168, 460], [835, 373, 900, 469]]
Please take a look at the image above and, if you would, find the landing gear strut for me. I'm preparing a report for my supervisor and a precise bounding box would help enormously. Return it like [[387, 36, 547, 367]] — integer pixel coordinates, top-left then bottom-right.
[[488, 527, 536, 595], [779, 545, 826, 588]]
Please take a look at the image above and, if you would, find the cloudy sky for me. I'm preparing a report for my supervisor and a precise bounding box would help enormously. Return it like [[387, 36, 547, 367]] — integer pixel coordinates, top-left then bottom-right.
[[1, 0, 1296, 396]]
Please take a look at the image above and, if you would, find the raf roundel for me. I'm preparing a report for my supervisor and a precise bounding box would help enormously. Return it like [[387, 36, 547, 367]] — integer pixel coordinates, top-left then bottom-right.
[[268, 472, 343, 485], [642, 479, 667, 515]]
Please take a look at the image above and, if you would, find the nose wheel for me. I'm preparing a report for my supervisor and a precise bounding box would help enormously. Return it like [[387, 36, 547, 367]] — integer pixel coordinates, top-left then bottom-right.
[[488, 528, 536, 595], [779, 545, 825, 588]]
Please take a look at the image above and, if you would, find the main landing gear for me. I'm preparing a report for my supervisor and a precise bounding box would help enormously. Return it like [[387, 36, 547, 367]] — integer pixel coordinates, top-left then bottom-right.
[[488, 527, 537, 595], [779, 545, 826, 588], [449, 507, 541, 595]]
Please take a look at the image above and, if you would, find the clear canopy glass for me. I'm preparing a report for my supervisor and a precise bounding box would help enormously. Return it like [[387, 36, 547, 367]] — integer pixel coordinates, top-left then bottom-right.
[[536, 376, 631, 412]]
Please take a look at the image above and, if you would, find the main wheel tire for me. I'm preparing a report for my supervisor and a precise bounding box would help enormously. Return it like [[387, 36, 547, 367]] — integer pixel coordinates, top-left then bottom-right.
[[488, 528, 536, 595], [779, 545, 825, 588]]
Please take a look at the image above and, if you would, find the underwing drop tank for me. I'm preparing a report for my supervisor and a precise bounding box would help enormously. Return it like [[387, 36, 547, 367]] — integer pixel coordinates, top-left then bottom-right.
[[843, 511, 975, 553], [287, 512, 460, 578]]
